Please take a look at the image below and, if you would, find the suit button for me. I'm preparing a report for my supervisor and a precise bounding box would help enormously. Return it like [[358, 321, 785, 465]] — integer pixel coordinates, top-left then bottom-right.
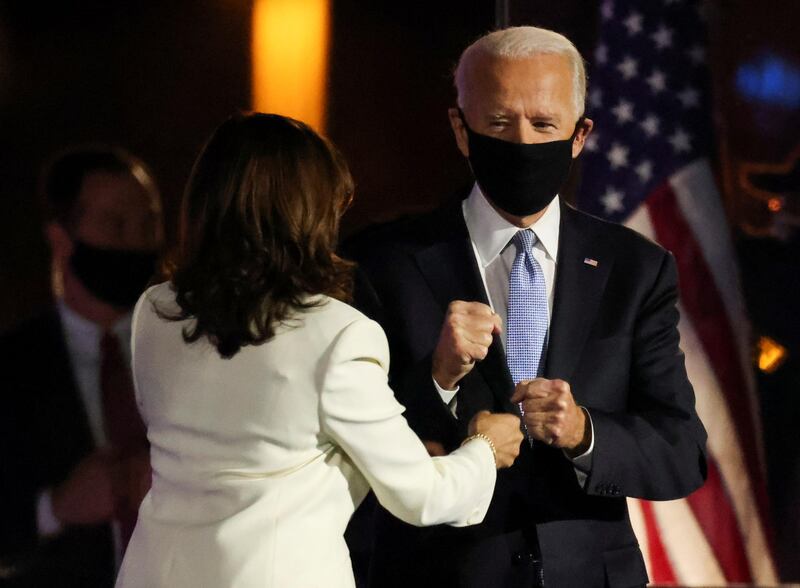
[[511, 552, 536, 565]]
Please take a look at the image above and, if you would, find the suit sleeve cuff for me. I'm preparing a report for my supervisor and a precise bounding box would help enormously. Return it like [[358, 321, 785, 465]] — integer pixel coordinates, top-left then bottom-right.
[[565, 407, 594, 487], [432, 376, 459, 416]]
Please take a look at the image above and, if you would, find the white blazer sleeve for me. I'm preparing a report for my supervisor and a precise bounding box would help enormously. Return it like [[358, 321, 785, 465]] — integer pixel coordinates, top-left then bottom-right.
[[319, 317, 496, 528]]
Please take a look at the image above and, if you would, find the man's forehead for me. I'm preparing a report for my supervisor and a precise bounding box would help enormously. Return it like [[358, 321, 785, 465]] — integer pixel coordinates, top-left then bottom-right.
[[462, 50, 569, 76], [461, 67, 570, 121], [78, 171, 157, 212], [460, 52, 570, 94]]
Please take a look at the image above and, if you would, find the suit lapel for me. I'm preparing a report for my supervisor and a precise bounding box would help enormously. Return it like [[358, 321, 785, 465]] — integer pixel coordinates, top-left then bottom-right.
[[19, 310, 96, 485], [413, 229, 488, 311], [413, 206, 518, 415], [545, 203, 613, 381], [46, 311, 97, 454]]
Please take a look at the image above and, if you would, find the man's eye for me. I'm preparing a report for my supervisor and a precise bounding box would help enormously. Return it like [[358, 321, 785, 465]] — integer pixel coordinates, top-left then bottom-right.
[[532, 121, 555, 129], [489, 121, 508, 128]]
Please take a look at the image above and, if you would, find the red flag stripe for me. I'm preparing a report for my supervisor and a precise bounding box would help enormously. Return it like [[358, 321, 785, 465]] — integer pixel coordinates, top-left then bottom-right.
[[685, 456, 753, 581], [627, 190, 777, 582], [645, 183, 771, 532], [640, 500, 678, 583]]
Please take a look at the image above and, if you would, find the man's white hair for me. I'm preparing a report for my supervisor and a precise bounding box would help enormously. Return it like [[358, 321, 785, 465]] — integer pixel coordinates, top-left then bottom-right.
[[454, 26, 587, 117]]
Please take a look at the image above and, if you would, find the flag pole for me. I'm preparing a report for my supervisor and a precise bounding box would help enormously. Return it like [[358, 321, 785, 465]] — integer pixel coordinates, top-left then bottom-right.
[[495, 0, 509, 28]]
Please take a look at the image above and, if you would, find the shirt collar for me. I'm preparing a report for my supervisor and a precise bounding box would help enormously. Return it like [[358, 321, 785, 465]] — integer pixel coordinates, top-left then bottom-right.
[[57, 299, 133, 347], [463, 183, 561, 267]]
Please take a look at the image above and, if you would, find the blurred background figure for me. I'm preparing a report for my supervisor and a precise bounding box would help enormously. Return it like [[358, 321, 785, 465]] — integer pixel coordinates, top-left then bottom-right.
[[0, 146, 163, 587]]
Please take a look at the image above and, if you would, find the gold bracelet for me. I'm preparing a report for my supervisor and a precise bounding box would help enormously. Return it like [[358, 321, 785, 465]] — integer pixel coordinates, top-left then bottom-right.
[[461, 433, 497, 466]]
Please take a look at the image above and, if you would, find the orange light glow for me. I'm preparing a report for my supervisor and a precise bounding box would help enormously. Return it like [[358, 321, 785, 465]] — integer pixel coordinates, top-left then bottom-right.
[[767, 197, 783, 213], [757, 336, 788, 374], [251, 0, 330, 132]]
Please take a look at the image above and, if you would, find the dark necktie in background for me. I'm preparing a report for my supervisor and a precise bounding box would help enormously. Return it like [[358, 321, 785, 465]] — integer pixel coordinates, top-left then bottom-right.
[[100, 330, 149, 549]]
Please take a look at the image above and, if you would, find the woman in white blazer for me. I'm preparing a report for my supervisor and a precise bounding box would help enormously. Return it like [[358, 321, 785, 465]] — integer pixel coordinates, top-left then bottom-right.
[[115, 113, 522, 588]]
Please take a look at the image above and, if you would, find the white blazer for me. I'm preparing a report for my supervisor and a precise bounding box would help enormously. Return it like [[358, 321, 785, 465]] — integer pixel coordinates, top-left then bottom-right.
[[115, 283, 495, 588]]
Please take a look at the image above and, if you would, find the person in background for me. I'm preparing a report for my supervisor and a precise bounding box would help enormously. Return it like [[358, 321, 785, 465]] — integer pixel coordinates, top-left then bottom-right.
[[113, 112, 522, 588], [0, 145, 163, 587], [349, 26, 707, 587]]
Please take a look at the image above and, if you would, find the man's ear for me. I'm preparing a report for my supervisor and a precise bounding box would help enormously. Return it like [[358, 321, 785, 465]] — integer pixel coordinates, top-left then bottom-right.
[[448, 107, 470, 158], [45, 222, 74, 264], [571, 117, 594, 158]]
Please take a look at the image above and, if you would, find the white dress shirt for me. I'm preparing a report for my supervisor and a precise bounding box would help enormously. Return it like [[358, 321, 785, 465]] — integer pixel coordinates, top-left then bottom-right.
[[435, 185, 594, 482]]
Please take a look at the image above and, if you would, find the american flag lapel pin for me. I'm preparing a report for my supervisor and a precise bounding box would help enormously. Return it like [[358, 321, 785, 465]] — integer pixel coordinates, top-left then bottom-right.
[[583, 257, 599, 267]]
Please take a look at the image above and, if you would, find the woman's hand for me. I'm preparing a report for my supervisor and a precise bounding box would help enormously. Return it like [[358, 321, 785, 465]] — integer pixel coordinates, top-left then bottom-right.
[[468, 410, 523, 469]]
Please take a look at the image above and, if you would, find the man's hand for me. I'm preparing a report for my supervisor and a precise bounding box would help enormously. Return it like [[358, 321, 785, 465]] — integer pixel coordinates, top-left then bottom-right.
[[510, 378, 591, 455], [432, 301, 502, 390], [51, 449, 119, 526], [422, 441, 446, 457], [118, 449, 152, 511]]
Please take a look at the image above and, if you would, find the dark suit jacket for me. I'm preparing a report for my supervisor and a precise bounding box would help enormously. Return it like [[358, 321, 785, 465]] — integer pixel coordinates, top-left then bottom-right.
[[0, 309, 115, 587], [348, 198, 708, 588]]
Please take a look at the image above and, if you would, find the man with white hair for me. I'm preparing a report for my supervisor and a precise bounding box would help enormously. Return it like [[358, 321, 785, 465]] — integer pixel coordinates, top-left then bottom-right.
[[350, 26, 707, 587]]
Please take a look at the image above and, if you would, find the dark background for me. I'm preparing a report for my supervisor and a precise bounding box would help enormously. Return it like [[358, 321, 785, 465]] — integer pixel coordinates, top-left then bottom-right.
[[0, 0, 797, 579]]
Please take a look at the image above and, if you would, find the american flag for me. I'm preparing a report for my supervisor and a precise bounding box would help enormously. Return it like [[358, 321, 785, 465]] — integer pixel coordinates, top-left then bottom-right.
[[577, 0, 778, 583]]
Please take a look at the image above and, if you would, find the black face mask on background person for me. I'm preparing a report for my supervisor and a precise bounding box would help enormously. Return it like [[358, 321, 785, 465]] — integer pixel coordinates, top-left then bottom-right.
[[459, 109, 583, 217], [69, 240, 159, 309]]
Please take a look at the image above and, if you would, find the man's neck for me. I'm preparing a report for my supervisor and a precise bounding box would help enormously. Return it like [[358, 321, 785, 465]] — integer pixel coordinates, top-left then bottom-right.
[[486, 198, 550, 229], [60, 270, 127, 330]]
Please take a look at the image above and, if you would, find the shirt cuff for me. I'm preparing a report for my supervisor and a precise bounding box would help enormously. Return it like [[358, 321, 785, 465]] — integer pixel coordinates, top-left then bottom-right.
[[566, 407, 594, 487], [432, 376, 459, 416], [37, 489, 64, 538]]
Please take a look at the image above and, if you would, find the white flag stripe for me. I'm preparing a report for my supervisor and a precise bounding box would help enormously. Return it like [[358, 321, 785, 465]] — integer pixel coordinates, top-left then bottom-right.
[[624, 201, 656, 244], [671, 162, 776, 581], [670, 160, 763, 453], [625, 204, 777, 583], [626, 498, 652, 579], [652, 498, 726, 583], [677, 303, 778, 583]]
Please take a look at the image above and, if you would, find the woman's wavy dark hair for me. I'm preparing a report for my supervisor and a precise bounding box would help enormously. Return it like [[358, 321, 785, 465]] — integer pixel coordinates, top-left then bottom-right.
[[159, 112, 355, 358]]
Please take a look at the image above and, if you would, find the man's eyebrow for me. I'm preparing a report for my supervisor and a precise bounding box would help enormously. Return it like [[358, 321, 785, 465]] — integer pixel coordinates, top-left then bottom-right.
[[486, 111, 562, 121], [527, 111, 561, 121]]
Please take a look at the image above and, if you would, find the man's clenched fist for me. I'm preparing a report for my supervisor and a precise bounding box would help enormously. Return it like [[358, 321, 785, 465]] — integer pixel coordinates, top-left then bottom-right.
[[432, 301, 501, 390], [510, 378, 591, 456]]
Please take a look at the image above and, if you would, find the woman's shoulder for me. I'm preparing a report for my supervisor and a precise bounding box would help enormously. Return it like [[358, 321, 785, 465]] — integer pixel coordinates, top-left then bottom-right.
[[143, 281, 175, 301], [310, 297, 389, 370], [131, 282, 179, 329], [317, 295, 364, 317], [134, 281, 175, 313], [306, 297, 385, 342], [306, 296, 374, 332]]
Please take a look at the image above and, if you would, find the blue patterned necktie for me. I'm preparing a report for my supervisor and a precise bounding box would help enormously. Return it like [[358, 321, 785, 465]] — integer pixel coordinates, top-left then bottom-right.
[[507, 230, 549, 426]]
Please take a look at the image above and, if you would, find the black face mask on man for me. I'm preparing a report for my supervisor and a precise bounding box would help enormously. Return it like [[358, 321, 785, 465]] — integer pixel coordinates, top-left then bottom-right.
[[459, 110, 582, 217], [69, 240, 158, 309]]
